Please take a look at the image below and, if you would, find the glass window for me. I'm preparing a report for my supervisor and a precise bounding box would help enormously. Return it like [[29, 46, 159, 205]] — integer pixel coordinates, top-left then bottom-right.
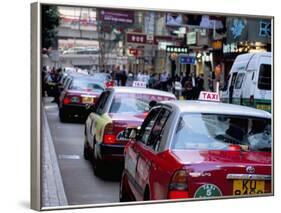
[[222, 74, 230, 91], [109, 93, 174, 114], [172, 113, 271, 152], [230, 73, 237, 87], [69, 79, 104, 93], [148, 109, 171, 151], [95, 91, 110, 115], [138, 108, 161, 145], [258, 64, 271, 90], [92, 73, 112, 82], [234, 73, 245, 89]]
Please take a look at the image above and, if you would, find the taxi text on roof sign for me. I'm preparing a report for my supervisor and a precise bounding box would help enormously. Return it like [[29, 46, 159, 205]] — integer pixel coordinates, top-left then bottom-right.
[[199, 91, 220, 102], [132, 81, 146, 88]]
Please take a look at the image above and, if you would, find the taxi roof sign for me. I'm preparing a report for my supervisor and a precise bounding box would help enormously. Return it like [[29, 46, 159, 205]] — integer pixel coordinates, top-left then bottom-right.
[[199, 91, 220, 102], [132, 81, 146, 88]]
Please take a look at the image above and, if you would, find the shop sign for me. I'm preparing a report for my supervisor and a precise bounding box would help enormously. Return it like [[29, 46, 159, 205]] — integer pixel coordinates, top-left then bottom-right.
[[227, 18, 271, 44], [126, 33, 147, 44], [187, 32, 197, 45], [259, 20, 271, 37], [166, 46, 188, 53], [178, 55, 196, 64], [223, 43, 237, 53], [100, 9, 134, 24], [212, 40, 223, 50]]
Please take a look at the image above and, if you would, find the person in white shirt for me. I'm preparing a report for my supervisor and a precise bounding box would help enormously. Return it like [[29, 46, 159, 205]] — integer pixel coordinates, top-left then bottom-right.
[[142, 71, 150, 87], [137, 71, 143, 82], [160, 71, 169, 91]]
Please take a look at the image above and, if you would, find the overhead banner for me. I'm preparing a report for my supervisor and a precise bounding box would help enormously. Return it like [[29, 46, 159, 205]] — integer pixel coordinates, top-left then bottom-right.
[[99, 9, 134, 24], [226, 17, 271, 44]]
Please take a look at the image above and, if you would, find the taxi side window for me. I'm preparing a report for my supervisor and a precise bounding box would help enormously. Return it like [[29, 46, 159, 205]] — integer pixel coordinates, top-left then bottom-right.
[[148, 109, 171, 151], [138, 108, 161, 145], [95, 91, 110, 115]]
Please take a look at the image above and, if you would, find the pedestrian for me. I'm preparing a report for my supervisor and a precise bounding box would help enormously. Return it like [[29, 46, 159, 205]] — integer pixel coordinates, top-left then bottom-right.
[[196, 73, 204, 99], [52, 68, 62, 104], [191, 72, 197, 100], [127, 70, 134, 86], [182, 73, 193, 100], [160, 71, 169, 91], [120, 70, 127, 86], [137, 71, 143, 82], [143, 71, 150, 87]]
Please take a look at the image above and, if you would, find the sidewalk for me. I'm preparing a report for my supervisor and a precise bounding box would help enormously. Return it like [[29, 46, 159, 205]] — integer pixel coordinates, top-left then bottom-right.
[[42, 106, 68, 207]]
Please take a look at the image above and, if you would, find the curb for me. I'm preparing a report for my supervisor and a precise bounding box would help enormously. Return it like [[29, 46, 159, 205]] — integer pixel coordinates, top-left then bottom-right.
[[42, 107, 68, 207]]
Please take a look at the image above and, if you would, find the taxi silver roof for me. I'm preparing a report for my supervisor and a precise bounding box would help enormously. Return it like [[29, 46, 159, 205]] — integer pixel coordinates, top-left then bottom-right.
[[163, 100, 271, 118], [109, 86, 176, 98]]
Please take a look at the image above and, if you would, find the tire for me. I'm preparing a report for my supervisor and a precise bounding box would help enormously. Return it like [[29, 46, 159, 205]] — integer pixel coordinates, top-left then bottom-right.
[[119, 172, 132, 202], [92, 140, 104, 177], [93, 155, 104, 177], [83, 136, 91, 160], [59, 108, 68, 123], [143, 186, 150, 201]]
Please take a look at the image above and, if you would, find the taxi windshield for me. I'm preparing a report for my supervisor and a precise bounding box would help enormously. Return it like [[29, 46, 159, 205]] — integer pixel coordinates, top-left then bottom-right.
[[69, 80, 104, 93], [109, 93, 173, 114], [172, 113, 271, 152]]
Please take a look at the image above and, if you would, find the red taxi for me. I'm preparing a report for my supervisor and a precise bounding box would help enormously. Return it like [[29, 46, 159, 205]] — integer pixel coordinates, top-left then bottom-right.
[[120, 99, 272, 201], [59, 76, 104, 122], [83, 87, 176, 176]]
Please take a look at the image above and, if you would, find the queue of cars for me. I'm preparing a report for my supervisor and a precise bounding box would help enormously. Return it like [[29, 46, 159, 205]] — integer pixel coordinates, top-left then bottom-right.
[[45, 67, 272, 202], [83, 87, 176, 175]]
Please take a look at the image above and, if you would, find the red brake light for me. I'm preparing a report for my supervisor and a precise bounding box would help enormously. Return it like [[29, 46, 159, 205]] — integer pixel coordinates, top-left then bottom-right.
[[103, 123, 116, 144], [106, 81, 114, 88], [168, 170, 190, 199], [228, 144, 241, 151], [63, 97, 70, 105]]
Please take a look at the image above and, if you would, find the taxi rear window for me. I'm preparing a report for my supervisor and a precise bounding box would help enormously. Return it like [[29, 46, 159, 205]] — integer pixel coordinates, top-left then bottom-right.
[[172, 113, 271, 152], [109, 93, 174, 114], [69, 80, 104, 93]]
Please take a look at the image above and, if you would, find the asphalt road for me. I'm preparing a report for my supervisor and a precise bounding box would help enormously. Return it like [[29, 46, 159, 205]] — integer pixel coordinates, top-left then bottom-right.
[[44, 98, 120, 206]]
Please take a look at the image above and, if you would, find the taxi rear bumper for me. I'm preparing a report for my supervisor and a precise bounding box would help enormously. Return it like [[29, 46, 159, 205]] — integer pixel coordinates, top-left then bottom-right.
[[97, 143, 125, 162], [61, 104, 91, 117]]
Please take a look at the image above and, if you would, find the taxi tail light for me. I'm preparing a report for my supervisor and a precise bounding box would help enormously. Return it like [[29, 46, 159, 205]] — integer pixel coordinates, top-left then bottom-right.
[[103, 123, 116, 144], [63, 94, 81, 105], [106, 81, 115, 88], [168, 170, 190, 199], [249, 95, 254, 106], [63, 96, 71, 105]]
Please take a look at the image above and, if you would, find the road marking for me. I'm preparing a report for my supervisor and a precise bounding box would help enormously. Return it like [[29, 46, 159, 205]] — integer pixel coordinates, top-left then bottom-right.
[[44, 105, 58, 109], [58, 154, 81, 160]]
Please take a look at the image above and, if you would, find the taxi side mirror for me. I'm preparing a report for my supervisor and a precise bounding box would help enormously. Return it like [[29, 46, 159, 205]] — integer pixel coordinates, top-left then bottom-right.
[[124, 126, 140, 140], [86, 104, 96, 113]]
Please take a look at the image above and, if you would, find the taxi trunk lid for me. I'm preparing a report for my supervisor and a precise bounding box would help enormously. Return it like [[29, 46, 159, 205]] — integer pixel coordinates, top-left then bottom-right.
[[108, 113, 146, 144], [171, 150, 272, 198]]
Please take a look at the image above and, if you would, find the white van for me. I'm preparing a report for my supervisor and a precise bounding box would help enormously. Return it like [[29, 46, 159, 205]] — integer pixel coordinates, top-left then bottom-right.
[[220, 52, 272, 112]]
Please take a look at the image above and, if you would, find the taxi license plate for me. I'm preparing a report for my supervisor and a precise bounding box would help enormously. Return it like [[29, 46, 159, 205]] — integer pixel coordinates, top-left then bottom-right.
[[233, 180, 265, 195], [82, 97, 94, 104]]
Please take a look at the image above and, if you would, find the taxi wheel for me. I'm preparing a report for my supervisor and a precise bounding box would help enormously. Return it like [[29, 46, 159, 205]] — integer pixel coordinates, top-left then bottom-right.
[[143, 187, 150, 201], [92, 141, 104, 176], [93, 157, 104, 177], [119, 173, 131, 202], [59, 109, 68, 123], [83, 137, 90, 161]]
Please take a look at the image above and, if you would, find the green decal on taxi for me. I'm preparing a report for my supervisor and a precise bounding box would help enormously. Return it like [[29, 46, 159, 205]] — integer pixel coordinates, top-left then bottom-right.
[[194, 184, 222, 198]]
